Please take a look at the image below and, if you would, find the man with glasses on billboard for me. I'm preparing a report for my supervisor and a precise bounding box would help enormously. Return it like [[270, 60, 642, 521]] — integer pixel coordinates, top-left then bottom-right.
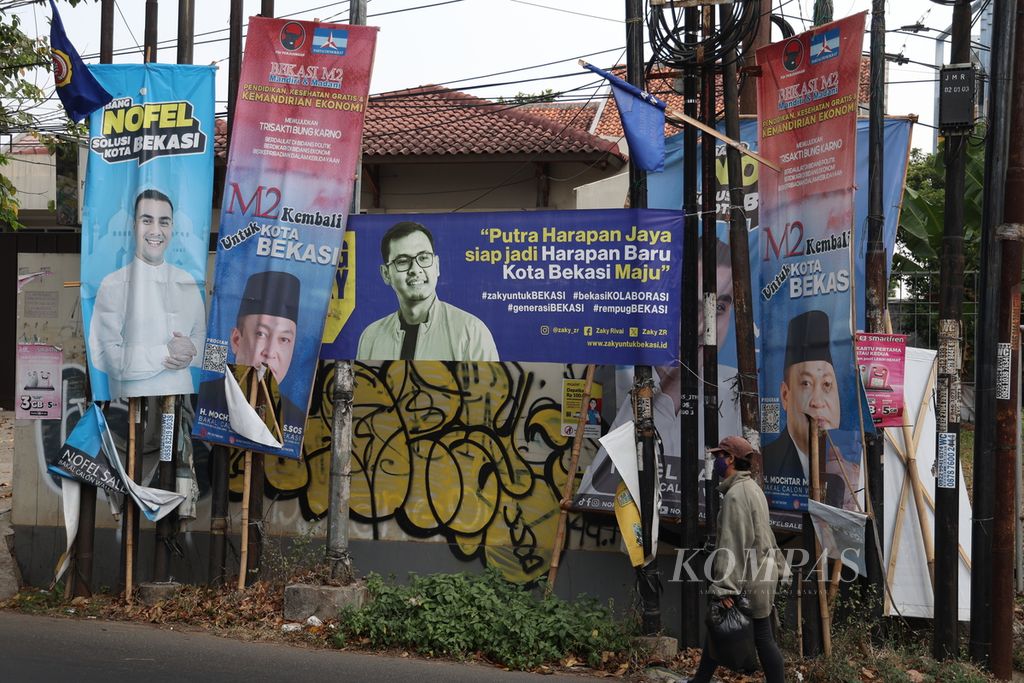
[[357, 221, 498, 361]]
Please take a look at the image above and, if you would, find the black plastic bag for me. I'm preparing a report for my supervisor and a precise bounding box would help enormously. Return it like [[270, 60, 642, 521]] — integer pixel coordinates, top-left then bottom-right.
[[705, 594, 759, 674]]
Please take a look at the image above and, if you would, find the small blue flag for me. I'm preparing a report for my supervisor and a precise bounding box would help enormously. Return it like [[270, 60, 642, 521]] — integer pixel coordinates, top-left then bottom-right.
[[584, 62, 666, 173], [49, 0, 112, 122]]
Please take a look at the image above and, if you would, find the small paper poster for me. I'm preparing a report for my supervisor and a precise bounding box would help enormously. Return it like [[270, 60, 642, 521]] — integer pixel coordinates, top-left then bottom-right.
[[16, 344, 62, 419], [561, 379, 603, 438], [855, 333, 907, 427]]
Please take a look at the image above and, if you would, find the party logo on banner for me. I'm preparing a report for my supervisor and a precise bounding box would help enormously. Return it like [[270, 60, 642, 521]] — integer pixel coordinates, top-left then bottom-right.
[[319, 209, 683, 366], [756, 13, 867, 514], [194, 17, 377, 461], [81, 64, 215, 402]]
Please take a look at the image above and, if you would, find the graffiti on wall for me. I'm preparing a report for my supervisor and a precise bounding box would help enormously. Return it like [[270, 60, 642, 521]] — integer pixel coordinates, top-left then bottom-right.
[[31, 360, 621, 584]]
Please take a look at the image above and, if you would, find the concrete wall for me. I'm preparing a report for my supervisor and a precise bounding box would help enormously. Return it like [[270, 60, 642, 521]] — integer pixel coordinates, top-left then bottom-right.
[[14, 252, 689, 631]]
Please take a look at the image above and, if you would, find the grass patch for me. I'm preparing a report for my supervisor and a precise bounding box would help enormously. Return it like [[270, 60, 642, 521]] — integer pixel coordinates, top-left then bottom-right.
[[333, 570, 636, 670]]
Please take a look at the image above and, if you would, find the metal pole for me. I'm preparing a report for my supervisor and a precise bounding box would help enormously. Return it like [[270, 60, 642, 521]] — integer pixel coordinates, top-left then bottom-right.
[[261, 0, 275, 17], [934, 0, 972, 661], [990, 5, 1024, 674], [700, 6, 719, 546], [863, 0, 886, 627], [177, 0, 195, 65], [720, 5, 759, 452], [144, 0, 158, 63], [971, 0, 1017, 666]]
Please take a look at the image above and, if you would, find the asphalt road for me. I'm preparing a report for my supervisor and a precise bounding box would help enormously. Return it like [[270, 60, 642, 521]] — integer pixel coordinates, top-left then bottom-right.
[[0, 611, 608, 682]]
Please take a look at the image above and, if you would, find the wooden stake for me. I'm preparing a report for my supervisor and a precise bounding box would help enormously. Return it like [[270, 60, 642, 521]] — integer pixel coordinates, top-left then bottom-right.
[[125, 397, 137, 604], [237, 367, 261, 590], [546, 364, 597, 595]]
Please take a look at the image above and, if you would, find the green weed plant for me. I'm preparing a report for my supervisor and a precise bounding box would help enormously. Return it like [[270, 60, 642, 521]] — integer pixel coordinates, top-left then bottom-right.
[[334, 570, 634, 670]]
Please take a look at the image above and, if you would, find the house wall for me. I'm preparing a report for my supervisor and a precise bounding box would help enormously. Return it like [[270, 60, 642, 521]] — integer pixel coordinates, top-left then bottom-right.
[[8, 153, 57, 211], [359, 161, 620, 212]]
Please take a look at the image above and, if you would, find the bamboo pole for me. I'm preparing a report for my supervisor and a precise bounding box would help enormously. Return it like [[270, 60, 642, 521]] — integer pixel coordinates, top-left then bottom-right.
[[827, 548, 844, 609], [810, 420, 832, 657], [237, 368, 261, 590], [546, 364, 597, 595], [885, 470, 913, 614], [125, 397, 137, 604], [885, 316, 936, 588]]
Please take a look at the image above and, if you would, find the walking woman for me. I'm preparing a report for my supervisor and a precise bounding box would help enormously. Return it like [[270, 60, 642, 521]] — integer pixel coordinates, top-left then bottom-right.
[[689, 436, 786, 683]]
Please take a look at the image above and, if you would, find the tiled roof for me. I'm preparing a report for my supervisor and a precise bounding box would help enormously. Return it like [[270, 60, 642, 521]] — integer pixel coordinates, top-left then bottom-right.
[[213, 86, 623, 164], [211, 58, 874, 161], [592, 58, 875, 139], [515, 102, 600, 134], [361, 85, 624, 161]]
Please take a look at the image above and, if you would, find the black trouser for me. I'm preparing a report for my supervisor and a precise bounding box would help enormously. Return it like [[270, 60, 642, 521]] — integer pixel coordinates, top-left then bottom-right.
[[691, 614, 785, 683]]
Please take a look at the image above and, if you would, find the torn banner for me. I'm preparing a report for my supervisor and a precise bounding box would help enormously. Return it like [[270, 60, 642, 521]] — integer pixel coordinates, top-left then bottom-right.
[[49, 404, 185, 521], [49, 404, 185, 583]]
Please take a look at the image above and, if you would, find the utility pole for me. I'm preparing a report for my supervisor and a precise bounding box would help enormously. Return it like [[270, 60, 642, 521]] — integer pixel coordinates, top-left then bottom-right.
[[261, 0, 274, 17], [70, 0, 115, 600], [177, 0, 195, 65], [720, 6, 759, 454], [144, 0, 158, 63], [933, 0, 972, 661], [211, 0, 245, 588], [991, 3, 1024, 675], [700, 5, 719, 550], [326, 0, 362, 583], [741, 0, 770, 113], [677, 2, 701, 648], [971, 0, 1017, 667], [864, 0, 886, 627], [623, 0, 661, 637]]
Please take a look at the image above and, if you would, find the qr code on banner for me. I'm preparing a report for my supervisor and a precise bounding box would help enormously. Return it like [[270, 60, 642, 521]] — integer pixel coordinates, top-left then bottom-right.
[[202, 341, 228, 373], [761, 398, 781, 434]]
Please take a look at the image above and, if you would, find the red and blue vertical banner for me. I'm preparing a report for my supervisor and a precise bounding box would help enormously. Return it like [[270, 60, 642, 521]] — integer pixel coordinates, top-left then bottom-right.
[[756, 13, 866, 512], [81, 65, 215, 402], [193, 18, 377, 460]]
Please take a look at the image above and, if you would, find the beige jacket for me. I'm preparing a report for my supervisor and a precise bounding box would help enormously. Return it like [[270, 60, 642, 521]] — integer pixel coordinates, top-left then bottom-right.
[[708, 471, 784, 619]]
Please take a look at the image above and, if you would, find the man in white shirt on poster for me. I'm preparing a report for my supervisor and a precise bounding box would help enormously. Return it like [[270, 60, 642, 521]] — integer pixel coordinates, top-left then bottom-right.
[[88, 188, 205, 398]]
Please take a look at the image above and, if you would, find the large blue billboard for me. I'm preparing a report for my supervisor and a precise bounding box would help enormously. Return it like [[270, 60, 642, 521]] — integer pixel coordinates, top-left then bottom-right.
[[320, 209, 684, 365]]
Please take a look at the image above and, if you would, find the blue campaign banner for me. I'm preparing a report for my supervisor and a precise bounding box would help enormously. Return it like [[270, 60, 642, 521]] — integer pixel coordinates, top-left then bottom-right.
[[81, 64, 215, 402], [319, 209, 683, 365]]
